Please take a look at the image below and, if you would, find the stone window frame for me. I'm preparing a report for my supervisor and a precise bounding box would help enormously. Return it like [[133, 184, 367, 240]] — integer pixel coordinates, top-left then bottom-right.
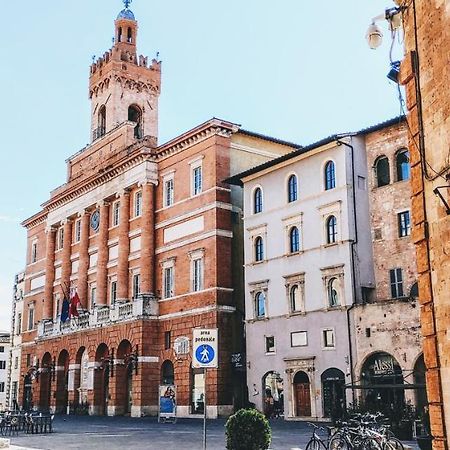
[[248, 279, 269, 320], [162, 257, 176, 299], [134, 190, 143, 218], [284, 272, 306, 315], [282, 213, 303, 256], [265, 335, 276, 355], [74, 218, 82, 243], [252, 185, 264, 214], [321, 327, 336, 350], [323, 159, 337, 191], [189, 155, 204, 197], [162, 171, 175, 208], [188, 248, 205, 293], [321, 264, 345, 309], [318, 201, 342, 247], [247, 224, 268, 264]]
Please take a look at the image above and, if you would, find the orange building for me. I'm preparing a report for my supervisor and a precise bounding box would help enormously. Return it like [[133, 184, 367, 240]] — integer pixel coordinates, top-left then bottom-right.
[[19, 4, 295, 417]]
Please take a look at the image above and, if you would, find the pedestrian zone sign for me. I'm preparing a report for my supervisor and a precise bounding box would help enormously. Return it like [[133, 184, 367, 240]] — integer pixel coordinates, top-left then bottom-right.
[[192, 328, 218, 369]]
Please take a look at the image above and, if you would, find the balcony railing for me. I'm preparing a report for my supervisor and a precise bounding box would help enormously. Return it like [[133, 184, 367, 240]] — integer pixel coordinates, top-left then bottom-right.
[[37, 296, 158, 339]]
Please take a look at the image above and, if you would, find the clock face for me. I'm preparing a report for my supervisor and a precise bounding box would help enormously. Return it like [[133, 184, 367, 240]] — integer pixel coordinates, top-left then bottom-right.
[[90, 210, 100, 232]]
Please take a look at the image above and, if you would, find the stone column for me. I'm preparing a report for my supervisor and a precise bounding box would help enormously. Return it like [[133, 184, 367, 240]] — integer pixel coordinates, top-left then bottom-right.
[[77, 212, 90, 308], [96, 202, 110, 306], [43, 226, 57, 319], [140, 182, 155, 295], [117, 191, 131, 300], [60, 219, 73, 296]]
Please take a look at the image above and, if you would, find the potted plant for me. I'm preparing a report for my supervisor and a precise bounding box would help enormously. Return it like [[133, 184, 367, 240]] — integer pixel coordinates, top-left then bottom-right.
[[225, 408, 272, 450]]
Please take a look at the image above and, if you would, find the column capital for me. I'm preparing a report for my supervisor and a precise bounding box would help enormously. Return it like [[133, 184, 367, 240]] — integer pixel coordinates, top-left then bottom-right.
[[96, 200, 110, 208], [61, 218, 73, 226], [137, 180, 157, 188], [116, 188, 131, 199], [45, 225, 58, 234]]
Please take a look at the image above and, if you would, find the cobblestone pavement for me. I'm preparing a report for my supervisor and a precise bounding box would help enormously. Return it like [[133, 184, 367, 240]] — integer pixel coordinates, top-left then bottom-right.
[[8, 416, 419, 450]]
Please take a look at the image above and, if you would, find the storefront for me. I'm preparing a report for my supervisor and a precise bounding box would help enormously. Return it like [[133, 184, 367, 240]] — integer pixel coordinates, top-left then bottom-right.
[[262, 371, 284, 418], [321, 368, 345, 419]]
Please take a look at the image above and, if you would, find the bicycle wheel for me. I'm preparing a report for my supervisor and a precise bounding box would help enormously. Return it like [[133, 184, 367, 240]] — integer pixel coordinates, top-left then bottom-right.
[[329, 435, 350, 450], [383, 438, 404, 450], [306, 437, 323, 450], [360, 437, 383, 450]]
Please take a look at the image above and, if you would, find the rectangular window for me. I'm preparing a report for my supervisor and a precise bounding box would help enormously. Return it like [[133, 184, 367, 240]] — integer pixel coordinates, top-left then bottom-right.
[[164, 267, 174, 299], [390, 268, 404, 298], [164, 178, 174, 207], [265, 336, 276, 354], [398, 211, 411, 237], [28, 307, 34, 331], [26, 354, 31, 367], [14, 357, 18, 370], [132, 274, 141, 299], [193, 166, 202, 196], [113, 201, 120, 227], [135, 191, 142, 217], [0, 382, 4, 392], [323, 329, 335, 348], [111, 281, 117, 304], [164, 331, 171, 350], [0, 346, 3, 353], [0, 361, 6, 370], [90, 287, 97, 308], [192, 258, 203, 292], [16, 313, 22, 335], [31, 242, 37, 263], [11, 382, 17, 401], [291, 331, 308, 347], [57, 227, 64, 250], [74, 219, 81, 243]]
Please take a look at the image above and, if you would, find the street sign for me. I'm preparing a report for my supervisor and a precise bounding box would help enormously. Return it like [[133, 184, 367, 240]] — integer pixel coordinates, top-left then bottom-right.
[[192, 328, 218, 369]]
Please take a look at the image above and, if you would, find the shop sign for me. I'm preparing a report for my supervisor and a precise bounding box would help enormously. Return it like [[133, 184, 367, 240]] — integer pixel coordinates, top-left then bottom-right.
[[372, 357, 395, 375], [231, 353, 246, 371]]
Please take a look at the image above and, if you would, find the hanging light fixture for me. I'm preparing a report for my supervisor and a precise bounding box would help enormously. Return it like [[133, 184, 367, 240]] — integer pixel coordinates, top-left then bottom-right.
[[366, 22, 383, 49]]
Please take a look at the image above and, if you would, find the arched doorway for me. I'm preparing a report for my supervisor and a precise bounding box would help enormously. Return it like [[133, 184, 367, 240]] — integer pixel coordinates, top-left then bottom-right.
[[55, 350, 69, 414], [116, 340, 133, 415], [72, 347, 89, 414], [361, 352, 405, 411], [94, 344, 110, 416], [293, 371, 311, 417], [321, 368, 345, 419], [161, 360, 175, 385], [262, 371, 284, 418], [413, 354, 428, 414], [39, 352, 53, 412], [128, 105, 142, 138]]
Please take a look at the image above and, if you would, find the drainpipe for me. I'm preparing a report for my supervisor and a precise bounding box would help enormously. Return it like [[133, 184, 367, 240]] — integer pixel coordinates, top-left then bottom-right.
[[336, 137, 358, 406]]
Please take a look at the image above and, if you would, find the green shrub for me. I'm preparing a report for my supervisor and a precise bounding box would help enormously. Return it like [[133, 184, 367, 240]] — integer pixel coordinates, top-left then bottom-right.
[[225, 408, 272, 450]]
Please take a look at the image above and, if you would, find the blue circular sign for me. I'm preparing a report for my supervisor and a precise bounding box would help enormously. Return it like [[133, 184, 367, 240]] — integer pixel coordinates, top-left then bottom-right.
[[195, 345, 215, 365]]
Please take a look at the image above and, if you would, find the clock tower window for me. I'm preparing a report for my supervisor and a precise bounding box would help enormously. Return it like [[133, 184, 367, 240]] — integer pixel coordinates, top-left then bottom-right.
[[127, 27, 133, 43], [128, 105, 142, 138]]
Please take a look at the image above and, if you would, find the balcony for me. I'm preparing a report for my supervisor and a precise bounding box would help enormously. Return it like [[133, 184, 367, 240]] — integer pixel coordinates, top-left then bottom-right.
[[37, 296, 158, 339]]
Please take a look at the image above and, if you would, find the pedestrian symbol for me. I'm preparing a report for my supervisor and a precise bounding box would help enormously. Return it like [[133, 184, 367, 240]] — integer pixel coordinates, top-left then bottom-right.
[[195, 345, 215, 365]]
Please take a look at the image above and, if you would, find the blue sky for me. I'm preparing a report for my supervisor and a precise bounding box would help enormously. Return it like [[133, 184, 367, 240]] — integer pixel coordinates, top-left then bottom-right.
[[0, 0, 403, 330]]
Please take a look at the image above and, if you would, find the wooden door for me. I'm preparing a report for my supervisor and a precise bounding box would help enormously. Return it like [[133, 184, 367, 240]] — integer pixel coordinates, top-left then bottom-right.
[[295, 382, 311, 416]]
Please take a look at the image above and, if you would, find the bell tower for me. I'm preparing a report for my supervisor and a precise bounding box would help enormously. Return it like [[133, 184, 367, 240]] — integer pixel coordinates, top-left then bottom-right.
[[89, 0, 161, 143]]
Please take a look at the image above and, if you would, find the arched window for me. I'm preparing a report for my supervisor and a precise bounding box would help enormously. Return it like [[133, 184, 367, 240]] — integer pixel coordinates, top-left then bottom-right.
[[288, 175, 298, 202], [328, 278, 339, 307], [255, 236, 264, 262], [375, 156, 390, 187], [127, 27, 133, 43], [290, 227, 300, 253], [118, 27, 123, 42], [324, 161, 336, 190], [98, 105, 106, 138], [255, 292, 266, 318], [254, 188, 263, 214], [326, 215, 338, 244], [290, 285, 302, 312], [128, 105, 142, 138], [161, 360, 174, 385], [396, 149, 410, 181]]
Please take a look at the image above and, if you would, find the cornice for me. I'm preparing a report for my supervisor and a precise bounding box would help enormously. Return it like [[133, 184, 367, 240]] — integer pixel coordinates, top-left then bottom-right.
[[21, 211, 47, 229]]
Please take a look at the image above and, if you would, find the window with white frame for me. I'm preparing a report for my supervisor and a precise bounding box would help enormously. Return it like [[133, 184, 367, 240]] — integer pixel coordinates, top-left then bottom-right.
[[390, 268, 404, 298], [289, 226, 300, 253], [321, 265, 344, 309], [54, 293, 60, 319], [328, 278, 339, 307], [27, 305, 35, 331], [134, 191, 142, 217], [132, 273, 141, 299], [265, 336, 276, 354], [110, 280, 117, 304], [326, 215, 338, 244], [164, 176, 175, 207], [254, 187, 263, 214], [322, 328, 335, 348], [255, 291, 266, 318], [112, 201, 120, 227], [254, 236, 264, 262], [324, 160, 336, 190], [398, 211, 411, 237], [162, 258, 176, 299], [287, 174, 298, 203], [57, 227, 64, 250], [291, 331, 308, 347], [284, 273, 305, 314], [31, 241, 38, 263], [90, 286, 97, 308], [74, 219, 81, 243], [188, 248, 205, 293], [192, 165, 202, 196]]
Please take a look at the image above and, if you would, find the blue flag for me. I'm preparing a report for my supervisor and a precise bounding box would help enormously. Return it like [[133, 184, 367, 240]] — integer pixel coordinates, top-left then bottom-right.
[[61, 298, 70, 323]]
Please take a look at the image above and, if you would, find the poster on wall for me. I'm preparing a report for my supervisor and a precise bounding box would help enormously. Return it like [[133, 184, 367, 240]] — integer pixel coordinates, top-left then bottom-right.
[[158, 385, 177, 423]]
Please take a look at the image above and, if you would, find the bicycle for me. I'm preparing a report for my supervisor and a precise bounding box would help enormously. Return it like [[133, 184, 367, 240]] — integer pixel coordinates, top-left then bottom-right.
[[305, 422, 331, 450]]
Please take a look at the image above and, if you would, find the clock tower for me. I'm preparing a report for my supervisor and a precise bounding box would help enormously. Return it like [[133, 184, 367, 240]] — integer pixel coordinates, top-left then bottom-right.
[[89, 0, 161, 143]]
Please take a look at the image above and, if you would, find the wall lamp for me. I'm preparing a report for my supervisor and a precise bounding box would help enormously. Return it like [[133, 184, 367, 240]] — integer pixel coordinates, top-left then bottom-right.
[[366, 7, 404, 50]]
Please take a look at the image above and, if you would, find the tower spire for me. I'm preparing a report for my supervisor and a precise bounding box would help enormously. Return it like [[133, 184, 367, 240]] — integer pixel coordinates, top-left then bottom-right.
[[123, 0, 132, 9]]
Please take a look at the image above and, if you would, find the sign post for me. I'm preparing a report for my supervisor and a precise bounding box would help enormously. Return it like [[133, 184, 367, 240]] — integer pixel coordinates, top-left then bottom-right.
[[192, 329, 218, 450]]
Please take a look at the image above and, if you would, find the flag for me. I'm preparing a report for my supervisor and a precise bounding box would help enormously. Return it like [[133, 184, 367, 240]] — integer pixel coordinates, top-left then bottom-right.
[[61, 298, 70, 323], [69, 289, 81, 318]]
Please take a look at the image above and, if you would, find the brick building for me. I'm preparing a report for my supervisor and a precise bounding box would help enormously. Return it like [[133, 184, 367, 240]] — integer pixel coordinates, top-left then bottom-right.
[[399, 1, 450, 448], [19, 4, 294, 417]]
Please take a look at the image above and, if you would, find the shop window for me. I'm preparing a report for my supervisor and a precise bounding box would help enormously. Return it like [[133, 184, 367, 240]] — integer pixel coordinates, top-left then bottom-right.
[[254, 187, 263, 214], [398, 211, 411, 237], [390, 268, 404, 298], [324, 161, 336, 190], [396, 149, 410, 181], [287, 174, 298, 202]]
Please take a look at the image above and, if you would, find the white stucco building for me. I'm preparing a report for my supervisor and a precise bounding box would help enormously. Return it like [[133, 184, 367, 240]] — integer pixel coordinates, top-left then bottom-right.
[[229, 133, 375, 420], [0, 331, 11, 411], [7, 271, 25, 411]]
